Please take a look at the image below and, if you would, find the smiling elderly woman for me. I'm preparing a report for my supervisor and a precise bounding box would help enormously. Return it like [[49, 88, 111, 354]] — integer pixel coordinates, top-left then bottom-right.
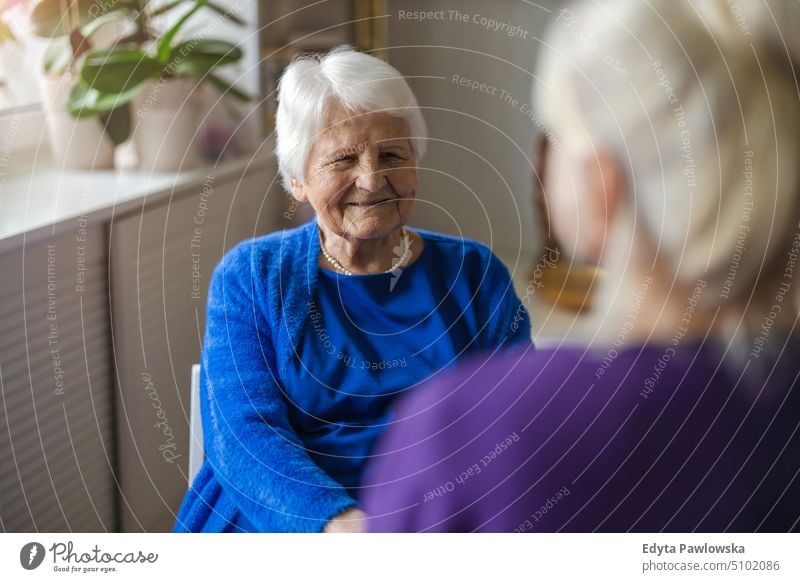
[[173, 47, 531, 533]]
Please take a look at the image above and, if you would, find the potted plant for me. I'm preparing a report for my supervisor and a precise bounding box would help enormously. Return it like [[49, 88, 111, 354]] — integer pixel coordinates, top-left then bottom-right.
[[66, 0, 249, 171], [28, 0, 139, 168], [26, 0, 247, 170]]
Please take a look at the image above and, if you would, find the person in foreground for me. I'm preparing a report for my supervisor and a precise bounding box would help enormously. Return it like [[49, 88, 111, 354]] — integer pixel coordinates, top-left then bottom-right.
[[173, 47, 531, 533], [363, 1, 800, 532]]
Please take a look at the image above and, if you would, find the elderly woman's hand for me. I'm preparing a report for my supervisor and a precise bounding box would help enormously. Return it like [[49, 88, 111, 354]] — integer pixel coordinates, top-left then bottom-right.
[[323, 508, 366, 533]]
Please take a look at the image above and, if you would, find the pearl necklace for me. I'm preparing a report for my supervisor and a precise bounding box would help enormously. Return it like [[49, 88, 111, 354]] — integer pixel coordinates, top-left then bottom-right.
[[319, 228, 412, 276]]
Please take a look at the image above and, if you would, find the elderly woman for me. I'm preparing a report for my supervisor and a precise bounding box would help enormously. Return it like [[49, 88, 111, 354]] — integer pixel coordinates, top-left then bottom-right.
[[173, 47, 531, 533], [364, 0, 800, 532]]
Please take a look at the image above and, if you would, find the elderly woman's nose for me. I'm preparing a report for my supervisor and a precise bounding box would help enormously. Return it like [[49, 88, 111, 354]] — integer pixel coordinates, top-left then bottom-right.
[[355, 161, 387, 192]]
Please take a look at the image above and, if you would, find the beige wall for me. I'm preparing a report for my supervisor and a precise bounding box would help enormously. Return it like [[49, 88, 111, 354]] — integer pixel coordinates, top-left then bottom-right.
[[387, 0, 559, 259]]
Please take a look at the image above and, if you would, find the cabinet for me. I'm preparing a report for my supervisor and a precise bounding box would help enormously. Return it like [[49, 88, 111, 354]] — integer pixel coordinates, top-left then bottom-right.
[[110, 161, 283, 531], [0, 219, 115, 531], [0, 153, 285, 532]]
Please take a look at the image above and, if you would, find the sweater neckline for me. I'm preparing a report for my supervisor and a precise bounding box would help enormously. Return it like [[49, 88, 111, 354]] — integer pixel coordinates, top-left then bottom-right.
[[317, 228, 426, 280]]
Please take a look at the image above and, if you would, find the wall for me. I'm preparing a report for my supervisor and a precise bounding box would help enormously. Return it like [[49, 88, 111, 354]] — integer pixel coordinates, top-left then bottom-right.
[[386, 0, 559, 260]]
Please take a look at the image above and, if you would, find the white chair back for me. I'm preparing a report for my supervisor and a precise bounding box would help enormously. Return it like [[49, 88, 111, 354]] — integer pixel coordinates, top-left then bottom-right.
[[188, 364, 204, 486]]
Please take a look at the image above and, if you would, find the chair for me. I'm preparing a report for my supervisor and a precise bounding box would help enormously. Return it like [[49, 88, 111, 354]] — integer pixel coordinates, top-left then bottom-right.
[[188, 364, 204, 486]]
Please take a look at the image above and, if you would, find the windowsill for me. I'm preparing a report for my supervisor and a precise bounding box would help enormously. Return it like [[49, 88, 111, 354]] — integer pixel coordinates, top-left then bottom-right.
[[0, 140, 275, 254]]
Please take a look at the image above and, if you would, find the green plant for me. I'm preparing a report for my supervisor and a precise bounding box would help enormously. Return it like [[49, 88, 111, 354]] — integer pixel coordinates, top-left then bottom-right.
[[30, 0, 248, 145], [31, 0, 134, 74], [30, 0, 243, 71]]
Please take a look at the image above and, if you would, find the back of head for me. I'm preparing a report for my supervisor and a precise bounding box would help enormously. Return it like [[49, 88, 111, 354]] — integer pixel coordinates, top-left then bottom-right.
[[535, 0, 800, 327]]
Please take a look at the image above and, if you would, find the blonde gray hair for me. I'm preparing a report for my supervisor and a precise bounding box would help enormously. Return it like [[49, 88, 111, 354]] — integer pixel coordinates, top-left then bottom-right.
[[535, 0, 800, 319]]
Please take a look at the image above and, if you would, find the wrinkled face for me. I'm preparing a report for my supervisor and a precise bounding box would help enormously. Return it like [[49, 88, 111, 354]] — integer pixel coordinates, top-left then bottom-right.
[[293, 101, 419, 240]]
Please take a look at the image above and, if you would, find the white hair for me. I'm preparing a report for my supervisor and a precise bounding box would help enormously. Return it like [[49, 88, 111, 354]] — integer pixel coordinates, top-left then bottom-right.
[[275, 46, 427, 192], [535, 0, 800, 318]]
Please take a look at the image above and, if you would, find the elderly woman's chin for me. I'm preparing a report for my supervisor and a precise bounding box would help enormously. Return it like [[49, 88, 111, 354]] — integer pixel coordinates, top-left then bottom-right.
[[342, 200, 413, 239]]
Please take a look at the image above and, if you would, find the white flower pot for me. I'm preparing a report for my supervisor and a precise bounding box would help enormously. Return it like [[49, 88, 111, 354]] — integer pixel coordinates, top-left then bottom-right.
[[131, 78, 205, 172], [38, 73, 115, 170]]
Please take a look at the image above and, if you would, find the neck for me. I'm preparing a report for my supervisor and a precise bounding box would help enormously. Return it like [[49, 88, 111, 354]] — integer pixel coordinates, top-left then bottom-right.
[[584, 266, 714, 348], [585, 265, 799, 353], [585, 219, 799, 348], [319, 226, 408, 274], [577, 215, 716, 347]]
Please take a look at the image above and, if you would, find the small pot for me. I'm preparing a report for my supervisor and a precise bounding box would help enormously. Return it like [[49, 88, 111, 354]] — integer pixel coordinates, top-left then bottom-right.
[[38, 73, 115, 170], [130, 78, 205, 172]]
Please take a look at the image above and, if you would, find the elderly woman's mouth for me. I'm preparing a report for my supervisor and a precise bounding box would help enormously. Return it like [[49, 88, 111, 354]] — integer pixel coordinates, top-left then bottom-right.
[[345, 198, 395, 208]]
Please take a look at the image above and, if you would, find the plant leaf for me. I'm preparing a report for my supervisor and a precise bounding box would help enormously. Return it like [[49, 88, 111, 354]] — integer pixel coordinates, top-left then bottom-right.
[[42, 35, 73, 73], [203, 1, 245, 26], [80, 44, 162, 94], [146, 0, 245, 25], [205, 72, 250, 102], [169, 38, 242, 76], [30, 0, 94, 37], [79, 8, 132, 38], [98, 103, 131, 145], [156, 0, 207, 64], [30, 0, 140, 37], [146, 0, 183, 18], [67, 77, 147, 117]]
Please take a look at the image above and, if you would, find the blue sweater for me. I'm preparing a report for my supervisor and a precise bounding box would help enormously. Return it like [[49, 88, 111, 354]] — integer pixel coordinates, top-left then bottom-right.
[[173, 219, 530, 532]]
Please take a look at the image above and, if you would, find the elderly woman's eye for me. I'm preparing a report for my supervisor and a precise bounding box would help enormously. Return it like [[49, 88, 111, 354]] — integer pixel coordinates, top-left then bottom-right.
[[382, 152, 403, 160], [330, 155, 356, 165]]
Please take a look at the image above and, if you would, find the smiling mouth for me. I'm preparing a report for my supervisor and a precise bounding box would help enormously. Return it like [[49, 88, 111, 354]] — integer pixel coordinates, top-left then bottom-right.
[[345, 198, 395, 208]]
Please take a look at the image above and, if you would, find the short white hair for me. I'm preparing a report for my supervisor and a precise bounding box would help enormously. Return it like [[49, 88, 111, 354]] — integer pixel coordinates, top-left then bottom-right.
[[535, 0, 800, 313], [275, 46, 427, 192]]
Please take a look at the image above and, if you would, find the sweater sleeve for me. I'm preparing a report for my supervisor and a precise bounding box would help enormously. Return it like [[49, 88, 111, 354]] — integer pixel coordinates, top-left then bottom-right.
[[478, 249, 533, 351], [200, 241, 357, 532]]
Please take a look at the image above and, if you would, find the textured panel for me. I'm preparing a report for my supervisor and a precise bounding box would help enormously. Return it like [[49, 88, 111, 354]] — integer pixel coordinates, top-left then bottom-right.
[[111, 163, 282, 531], [0, 220, 116, 532]]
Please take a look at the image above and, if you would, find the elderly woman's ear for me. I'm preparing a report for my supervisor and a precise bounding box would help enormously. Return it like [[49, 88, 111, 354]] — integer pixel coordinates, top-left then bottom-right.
[[290, 178, 307, 203]]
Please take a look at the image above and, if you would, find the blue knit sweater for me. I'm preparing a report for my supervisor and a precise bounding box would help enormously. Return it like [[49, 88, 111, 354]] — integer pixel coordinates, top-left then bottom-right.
[[173, 219, 530, 532]]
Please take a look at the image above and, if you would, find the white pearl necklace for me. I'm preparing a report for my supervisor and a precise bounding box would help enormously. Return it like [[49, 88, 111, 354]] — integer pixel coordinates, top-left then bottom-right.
[[319, 228, 412, 276]]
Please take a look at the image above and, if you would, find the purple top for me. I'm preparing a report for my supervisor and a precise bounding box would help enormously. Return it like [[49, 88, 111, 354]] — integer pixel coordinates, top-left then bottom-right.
[[362, 336, 800, 532]]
